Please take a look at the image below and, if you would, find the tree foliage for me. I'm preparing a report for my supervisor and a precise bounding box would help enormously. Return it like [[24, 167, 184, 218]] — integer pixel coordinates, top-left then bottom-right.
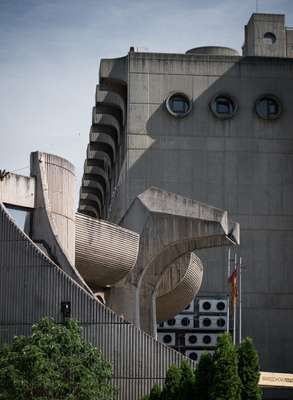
[[149, 384, 162, 400], [0, 317, 113, 400], [161, 364, 182, 400], [142, 333, 262, 400], [179, 360, 195, 400], [194, 351, 214, 400], [210, 333, 241, 400], [238, 337, 262, 400]]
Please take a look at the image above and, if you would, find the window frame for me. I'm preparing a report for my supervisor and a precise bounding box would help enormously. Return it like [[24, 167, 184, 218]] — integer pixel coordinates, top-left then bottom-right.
[[165, 92, 192, 118], [209, 93, 238, 120], [255, 94, 282, 121]]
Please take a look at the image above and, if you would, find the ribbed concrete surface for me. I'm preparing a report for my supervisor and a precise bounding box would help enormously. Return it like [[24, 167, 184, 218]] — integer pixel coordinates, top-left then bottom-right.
[[38, 152, 76, 264], [0, 203, 192, 399], [75, 213, 139, 287], [156, 252, 203, 322]]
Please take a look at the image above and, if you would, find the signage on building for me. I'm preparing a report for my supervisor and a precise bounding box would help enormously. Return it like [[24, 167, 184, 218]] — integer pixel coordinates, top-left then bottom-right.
[[259, 372, 293, 388]]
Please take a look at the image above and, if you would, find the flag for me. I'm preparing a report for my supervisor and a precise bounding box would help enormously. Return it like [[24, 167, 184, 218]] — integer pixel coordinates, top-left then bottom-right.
[[229, 267, 238, 307]]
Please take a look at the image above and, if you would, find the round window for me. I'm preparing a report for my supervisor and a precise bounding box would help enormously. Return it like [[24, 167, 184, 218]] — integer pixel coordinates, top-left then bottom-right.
[[255, 95, 282, 120], [217, 318, 226, 328], [203, 335, 212, 344], [217, 301, 226, 311], [202, 301, 211, 310], [189, 352, 198, 361], [165, 92, 192, 118], [210, 94, 238, 119], [203, 318, 212, 327], [163, 334, 172, 344], [263, 32, 276, 45], [167, 318, 176, 326], [189, 335, 197, 344], [181, 317, 191, 327]]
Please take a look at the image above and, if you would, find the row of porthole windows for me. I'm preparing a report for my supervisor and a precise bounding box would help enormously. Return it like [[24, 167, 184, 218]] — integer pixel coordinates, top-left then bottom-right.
[[162, 334, 215, 345], [165, 92, 282, 120], [166, 317, 225, 328]]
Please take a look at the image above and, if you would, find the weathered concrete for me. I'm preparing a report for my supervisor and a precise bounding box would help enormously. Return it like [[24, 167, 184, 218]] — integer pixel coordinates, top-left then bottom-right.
[[80, 14, 293, 382], [75, 212, 139, 288], [107, 187, 238, 336], [0, 173, 35, 209]]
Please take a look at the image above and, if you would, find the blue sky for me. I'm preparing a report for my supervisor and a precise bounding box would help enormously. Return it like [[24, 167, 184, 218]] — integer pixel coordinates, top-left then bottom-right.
[[1, 0, 293, 199]]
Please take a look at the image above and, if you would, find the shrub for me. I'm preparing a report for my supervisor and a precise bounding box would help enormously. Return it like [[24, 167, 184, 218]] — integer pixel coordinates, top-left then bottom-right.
[[210, 333, 241, 400], [238, 337, 262, 400], [161, 364, 182, 400], [0, 317, 113, 400], [194, 351, 214, 400]]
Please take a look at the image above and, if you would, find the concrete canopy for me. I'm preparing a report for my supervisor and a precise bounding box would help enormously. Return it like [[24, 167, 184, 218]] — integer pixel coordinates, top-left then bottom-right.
[[108, 187, 239, 335]]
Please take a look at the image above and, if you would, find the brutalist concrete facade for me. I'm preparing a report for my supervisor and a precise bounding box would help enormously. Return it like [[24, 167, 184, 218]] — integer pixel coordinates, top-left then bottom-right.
[[80, 13, 293, 380]]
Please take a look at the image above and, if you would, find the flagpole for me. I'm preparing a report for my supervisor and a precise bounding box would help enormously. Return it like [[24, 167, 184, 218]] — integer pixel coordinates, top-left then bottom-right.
[[233, 253, 237, 345], [239, 256, 242, 344], [226, 248, 231, 334]]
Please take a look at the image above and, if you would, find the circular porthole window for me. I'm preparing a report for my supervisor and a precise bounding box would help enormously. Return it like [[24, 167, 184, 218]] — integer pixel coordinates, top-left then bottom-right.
[[165, 92, 192, 118], [217, 301, 226, 311], [263, 32, 276, 45], [163, 334, 172, 344], [189, 335, 197, 344], [217, 318, 226, 328], [203, 335, 212, 344], [167, 318, 176, 326], [255, 95, 282, 120], [181, 317, 191, 327], [203, 301, 211, 310], [203, 318, 212, 327], [210, 94, 238, 119], [189, 352, 198, 361]]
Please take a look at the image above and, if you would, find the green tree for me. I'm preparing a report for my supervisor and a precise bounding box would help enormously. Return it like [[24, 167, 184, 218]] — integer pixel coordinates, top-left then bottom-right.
[[179, 360, 195, 400], [194, 351, 214, 400], [161, 364, 182, 400], [210, 333, 241, 400], [149, 383, 162, 400], [238, 337, 262, 400], [0, 317, 113, 400]]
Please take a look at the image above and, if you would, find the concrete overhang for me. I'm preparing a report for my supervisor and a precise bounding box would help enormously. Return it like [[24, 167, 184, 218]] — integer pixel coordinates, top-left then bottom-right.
[[0, 173, 35, 209]]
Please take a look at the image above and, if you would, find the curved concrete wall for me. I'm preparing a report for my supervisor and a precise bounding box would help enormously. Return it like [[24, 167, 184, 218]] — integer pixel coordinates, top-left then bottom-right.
[[75, 213, 139, 288], [0, 202, 194, 400], [29, 152, 89, 292], [156, 252, 203, 322]]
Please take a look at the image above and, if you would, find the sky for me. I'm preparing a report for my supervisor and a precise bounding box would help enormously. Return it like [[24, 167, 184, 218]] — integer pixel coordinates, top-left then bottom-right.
[[1, 0, 293, 199]]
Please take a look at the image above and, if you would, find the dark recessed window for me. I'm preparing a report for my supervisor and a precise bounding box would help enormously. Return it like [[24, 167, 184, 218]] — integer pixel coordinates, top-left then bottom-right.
[[217, 301, 226, 311], [203, 318, 212, 327], [203, 335, 212, 344], [255, 95, 281, 120], [181, 317, 191, 327], [189, 335, 197, 344], [263, 32, 276, 45], [203, 301, 211, 310], [210, 94, 238, 119], [189, 352, 198, 361], [166, 92, 192, 118], [167, 318, 176, 326], [163, 334, 172, 344], [217, 318, 226, 328]]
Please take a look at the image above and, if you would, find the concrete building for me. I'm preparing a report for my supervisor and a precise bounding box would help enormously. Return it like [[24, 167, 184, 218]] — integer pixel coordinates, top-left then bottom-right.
[[1, 11, 293, 400], [0, 150, 236, 400], [78, 12, 293, 395]]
